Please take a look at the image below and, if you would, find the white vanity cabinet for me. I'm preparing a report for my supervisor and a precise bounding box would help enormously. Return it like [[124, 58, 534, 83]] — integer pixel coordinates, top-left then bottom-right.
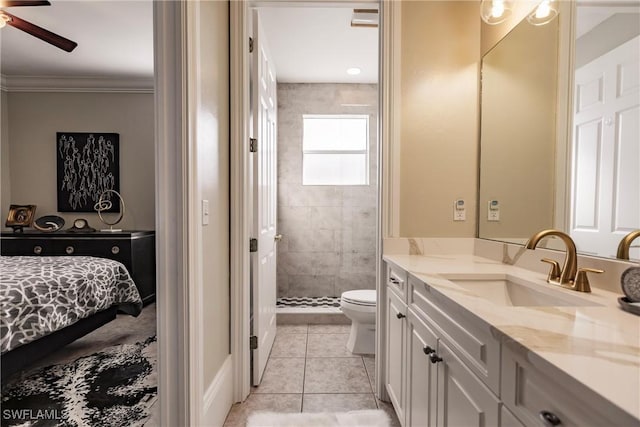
[[502, 345, 637, 427], [385, 262, 502, 427], [386, 285, 407, 424]]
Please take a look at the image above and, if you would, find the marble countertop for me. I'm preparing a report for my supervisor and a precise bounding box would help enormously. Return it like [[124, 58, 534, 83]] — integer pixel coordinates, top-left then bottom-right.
[[383, 253, 640, 421]]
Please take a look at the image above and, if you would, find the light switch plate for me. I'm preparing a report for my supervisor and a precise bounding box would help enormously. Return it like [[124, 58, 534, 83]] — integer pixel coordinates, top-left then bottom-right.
[[202, 200, 210, 225]]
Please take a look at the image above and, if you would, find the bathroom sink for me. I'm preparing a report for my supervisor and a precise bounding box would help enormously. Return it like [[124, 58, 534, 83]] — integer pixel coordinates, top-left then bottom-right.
[[442, 274, 601, 307]]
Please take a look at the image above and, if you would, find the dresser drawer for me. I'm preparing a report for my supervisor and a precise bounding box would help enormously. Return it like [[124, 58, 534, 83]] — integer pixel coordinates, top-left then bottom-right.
[[52, 238, 132, 267], [502, 346, 635, 426], [409, 275, 501, 395], [386, 261, 408, 302], [1, 238, 54, 256]]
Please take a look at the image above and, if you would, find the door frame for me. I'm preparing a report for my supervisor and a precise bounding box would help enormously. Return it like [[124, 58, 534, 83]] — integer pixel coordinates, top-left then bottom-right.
[[229, 0, 395, 402]]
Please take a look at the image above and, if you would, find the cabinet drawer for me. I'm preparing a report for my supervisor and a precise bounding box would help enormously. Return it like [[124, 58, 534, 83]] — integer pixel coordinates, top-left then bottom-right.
[[502, 346, 636, 426], [52, 239, 132, 268], [409, 275, 501, 394], [1, 238, 54, 256], [386, 262, 408, 301]]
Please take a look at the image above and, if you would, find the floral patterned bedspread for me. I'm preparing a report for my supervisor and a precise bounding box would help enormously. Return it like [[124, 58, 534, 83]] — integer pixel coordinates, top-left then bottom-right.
[[0, 256, 142, 354]]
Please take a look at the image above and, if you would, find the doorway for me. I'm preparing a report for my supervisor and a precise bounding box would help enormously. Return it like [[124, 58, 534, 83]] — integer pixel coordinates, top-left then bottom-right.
[[237, 2, 385, 420]]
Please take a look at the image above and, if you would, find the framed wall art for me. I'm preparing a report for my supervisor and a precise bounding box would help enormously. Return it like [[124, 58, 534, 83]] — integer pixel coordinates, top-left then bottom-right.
[[56, 132, 120, 213], [5, 204, 37, 232]]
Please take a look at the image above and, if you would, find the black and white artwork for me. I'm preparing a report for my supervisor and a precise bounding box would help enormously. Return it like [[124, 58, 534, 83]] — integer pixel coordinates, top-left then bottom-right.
[[56, 132, 120, 212]]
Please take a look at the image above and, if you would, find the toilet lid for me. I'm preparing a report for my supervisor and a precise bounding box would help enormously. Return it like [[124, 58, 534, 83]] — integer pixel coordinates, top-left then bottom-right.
[[342, 290, 376, 306]]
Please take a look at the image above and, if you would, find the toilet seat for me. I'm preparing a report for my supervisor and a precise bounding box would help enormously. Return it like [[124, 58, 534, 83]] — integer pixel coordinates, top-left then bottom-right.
[[341, 290, 376, 307]]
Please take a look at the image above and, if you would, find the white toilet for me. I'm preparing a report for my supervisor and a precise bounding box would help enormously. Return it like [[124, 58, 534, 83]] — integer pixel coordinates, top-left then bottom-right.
[[340, 289, 376, 355]]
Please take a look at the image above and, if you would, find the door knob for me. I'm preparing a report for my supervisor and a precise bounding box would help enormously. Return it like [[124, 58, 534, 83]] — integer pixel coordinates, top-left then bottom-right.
[[274, 234, 283, 242]]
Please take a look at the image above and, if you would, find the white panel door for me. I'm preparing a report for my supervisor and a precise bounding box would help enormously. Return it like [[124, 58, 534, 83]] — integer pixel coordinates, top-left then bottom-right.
[[251, 10, 278, 386], [570, 36, 640, 258]]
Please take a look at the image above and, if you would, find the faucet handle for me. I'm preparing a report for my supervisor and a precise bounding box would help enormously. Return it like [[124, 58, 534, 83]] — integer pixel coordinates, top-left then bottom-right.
[[541, 258, 562, 282], [574, 267, 604, 293]]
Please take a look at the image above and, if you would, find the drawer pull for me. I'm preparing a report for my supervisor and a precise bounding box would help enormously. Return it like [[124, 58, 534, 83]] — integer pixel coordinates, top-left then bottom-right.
[[65, 246, 75, 254], [423, 345, 435, 355], [111, 246, 120, 254], [396, 312, 406, 319], [33, 246, 42, 255], [429, 353, 443, 364], [539, 410, 561, 426]]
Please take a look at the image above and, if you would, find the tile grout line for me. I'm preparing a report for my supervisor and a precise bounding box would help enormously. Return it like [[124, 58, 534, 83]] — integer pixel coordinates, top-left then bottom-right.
[[300, 324, 310, 413]]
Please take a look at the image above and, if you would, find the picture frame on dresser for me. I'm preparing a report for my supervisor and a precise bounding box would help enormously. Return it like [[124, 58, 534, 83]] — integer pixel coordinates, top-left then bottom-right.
[[0, 230, 156, 305]]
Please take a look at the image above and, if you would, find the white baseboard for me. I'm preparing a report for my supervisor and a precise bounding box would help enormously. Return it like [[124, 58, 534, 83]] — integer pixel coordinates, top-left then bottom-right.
[[202, 355, 234, 426]]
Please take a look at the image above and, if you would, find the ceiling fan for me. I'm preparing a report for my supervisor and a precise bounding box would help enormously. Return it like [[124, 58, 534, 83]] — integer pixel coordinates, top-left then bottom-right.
[[0, 0, 77, 52]]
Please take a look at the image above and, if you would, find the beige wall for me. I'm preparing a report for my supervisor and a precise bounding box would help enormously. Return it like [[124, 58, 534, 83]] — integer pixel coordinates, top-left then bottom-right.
[[2, 91, 154, 231], [196, 0, 230, 389], [479, 17, 558, 240], [1, 92, 10, 219], [398, 1, 480, 237]]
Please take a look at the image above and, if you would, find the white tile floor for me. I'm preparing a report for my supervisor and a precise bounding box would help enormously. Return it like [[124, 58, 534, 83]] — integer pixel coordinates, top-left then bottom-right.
[[223, 323, 400, 427]]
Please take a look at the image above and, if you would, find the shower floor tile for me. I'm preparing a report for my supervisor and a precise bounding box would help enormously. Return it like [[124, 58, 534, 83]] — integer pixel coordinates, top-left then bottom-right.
[[277, 296, 340, 308]]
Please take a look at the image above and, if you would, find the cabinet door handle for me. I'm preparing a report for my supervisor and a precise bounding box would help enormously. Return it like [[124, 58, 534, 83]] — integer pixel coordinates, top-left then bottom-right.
[[33, 246, 42, 255], [65, 246, 75, 254], [539, 410, 561, 426], [396, 312, 406, 319], [111, 246, 120, 254], [389, 277, 400, 285], [429, 353, 443, 364], [423, 345, 435, 355]]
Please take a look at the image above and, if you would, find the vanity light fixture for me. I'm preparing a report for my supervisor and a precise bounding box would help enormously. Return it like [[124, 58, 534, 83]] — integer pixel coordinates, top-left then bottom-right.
[[480, 0, 513, 25], [346, 67, 361, 76], [527, 0, 558, 26]]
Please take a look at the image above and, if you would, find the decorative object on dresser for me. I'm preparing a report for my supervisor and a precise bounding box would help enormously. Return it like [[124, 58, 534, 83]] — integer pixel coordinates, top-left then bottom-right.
[[5, 204, 36, 233], [32, 215, 65, 232], [0, 230, 156, 305], [94, 189, 125, 232], [67, 217, 96, 232], [56, 132, 120, 213]]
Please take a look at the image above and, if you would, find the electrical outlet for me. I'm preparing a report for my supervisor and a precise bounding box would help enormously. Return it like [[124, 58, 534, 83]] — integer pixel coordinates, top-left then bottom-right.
[[488, 200, 500, 221], [453, 199, 466, 221]]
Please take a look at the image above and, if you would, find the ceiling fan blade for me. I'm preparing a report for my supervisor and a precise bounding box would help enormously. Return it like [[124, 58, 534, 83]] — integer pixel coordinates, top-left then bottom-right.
[[0, 1, 50, 6], [3, 11, 77, 52]]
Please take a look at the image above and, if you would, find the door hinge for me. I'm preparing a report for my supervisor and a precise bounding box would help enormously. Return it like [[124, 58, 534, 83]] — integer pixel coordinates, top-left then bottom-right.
[[249, 138, 258, 153], [249, 37, 254, 53], [250, 335, 258, 350], [250, 238, 258, 253]]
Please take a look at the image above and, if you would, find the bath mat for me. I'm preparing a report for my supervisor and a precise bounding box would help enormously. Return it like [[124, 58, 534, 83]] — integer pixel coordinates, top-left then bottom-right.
[[1, 336, 157, 427], [246, 409, 390, 427]]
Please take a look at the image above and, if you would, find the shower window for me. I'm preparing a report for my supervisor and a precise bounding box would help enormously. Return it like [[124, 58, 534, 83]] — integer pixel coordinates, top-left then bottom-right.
[[302, 115, 369, 186]]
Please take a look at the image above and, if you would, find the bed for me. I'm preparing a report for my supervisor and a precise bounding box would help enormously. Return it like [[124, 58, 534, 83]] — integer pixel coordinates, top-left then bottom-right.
[[0, 255, 143, 379]]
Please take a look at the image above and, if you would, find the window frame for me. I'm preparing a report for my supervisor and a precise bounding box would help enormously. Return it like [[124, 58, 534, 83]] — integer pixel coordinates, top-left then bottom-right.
[[301, 114, 370, 186]]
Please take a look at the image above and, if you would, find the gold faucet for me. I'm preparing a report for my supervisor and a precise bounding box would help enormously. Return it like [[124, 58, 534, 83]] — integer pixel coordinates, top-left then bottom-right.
[[525, 229, 602, 292], [616, 230, 640, 260]]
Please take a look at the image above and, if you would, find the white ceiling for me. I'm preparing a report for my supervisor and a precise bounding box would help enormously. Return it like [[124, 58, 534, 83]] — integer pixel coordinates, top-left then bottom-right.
[[1, 0, 153, 79], [258, 7, 378, 84]]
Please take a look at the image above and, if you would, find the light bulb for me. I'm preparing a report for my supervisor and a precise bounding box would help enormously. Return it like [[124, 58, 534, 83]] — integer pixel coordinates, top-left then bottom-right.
[[0, 14, 9, 29], [481, 0, 513, 25], [492, 0, 505, 18], [346, 67, 361, 76], [535, 0, 551, 19], [527, 0, 558, 25]]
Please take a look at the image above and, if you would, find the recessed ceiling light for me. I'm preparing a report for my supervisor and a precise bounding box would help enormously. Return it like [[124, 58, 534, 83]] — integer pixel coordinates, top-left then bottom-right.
[[347, 67, 361, 75]]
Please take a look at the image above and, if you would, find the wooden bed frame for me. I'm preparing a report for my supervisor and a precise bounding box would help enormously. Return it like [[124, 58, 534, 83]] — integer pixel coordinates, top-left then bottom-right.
[[1, 306, 118, 381]]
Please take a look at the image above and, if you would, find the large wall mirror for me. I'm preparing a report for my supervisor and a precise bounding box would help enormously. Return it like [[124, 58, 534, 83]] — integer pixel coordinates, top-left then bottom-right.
[[478, 0, 640, 260]]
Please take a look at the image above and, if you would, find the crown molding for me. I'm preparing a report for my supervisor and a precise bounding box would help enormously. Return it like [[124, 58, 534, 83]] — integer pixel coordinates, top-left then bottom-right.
[[0, 75, 154, 93]]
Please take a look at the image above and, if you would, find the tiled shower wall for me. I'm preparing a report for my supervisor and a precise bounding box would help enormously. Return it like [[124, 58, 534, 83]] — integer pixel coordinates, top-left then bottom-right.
[[277, 83, 378, 298]]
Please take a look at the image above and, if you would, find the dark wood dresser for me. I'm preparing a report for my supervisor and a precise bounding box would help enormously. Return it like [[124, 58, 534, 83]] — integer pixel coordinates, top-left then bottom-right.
[[0, 230, 156, 304]]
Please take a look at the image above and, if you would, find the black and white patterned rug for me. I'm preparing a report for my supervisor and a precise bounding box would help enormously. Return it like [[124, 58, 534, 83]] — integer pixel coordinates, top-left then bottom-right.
[[277, 296, 341, 308], [1, 336, 157, 427]]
